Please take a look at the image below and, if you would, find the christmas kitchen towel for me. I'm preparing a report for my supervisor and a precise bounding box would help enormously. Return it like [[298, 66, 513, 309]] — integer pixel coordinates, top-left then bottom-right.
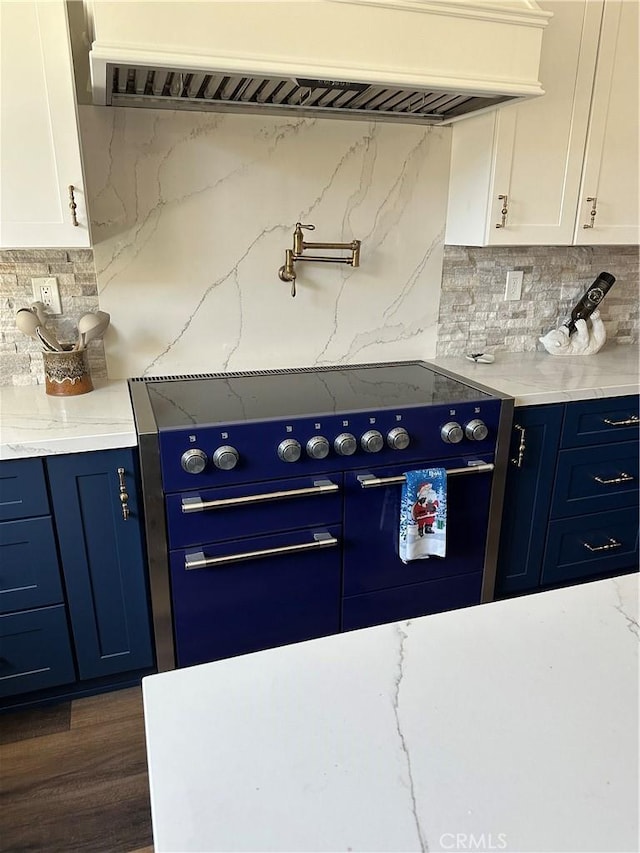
[[399, 468, 447, 563]]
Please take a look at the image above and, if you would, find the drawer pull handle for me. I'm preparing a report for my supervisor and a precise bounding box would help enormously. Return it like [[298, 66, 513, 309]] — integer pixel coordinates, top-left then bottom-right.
[[357, 462, 494, 488], [511, 423, 526, 468], [184, 531, 338, 569], [603, 415, 639, 427], [593, 472, 634, 486], [182, 479, 339, 513], [117, 467, 130, 521], [583, 538, 622, 553], [495, 194, 509, 228]]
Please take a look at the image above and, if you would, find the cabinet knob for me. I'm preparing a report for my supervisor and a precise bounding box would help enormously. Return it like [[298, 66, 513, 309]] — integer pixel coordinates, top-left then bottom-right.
[[117, 467, 130, 520]]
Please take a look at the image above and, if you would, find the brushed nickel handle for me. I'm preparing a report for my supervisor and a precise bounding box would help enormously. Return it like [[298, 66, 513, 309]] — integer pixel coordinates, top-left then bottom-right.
[[582, 196, 597, 229], [583, 538, 622, 553], [511, 424, 526, 468], [594, 472, 634, 485], [357, 462, 494, 489], [117, 467, 130, 520], [495, 194, 509, 228], [603, 415, 639, 427], [181, 479, 339, 513], [68, 185, 79, 226], [184, 531, 338, 570]]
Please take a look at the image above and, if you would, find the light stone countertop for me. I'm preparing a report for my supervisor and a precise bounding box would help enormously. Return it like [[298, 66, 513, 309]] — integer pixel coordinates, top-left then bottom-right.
[[0, 379, 136, 460], [428, 345, 639, 406], [142, 573, 639, 853]]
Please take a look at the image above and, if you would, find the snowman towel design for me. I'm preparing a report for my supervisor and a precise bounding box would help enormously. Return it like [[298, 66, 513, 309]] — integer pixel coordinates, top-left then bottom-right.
[[399, 468, 447, 563]]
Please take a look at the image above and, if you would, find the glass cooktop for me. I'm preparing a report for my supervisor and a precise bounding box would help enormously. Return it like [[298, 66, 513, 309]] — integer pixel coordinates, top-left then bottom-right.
[[143, 362, 493, 428]]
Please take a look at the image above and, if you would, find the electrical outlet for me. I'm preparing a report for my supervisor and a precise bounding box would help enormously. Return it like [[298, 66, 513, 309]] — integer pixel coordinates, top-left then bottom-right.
[[31, 276, 62, 315], [504, 270, 523, 301]]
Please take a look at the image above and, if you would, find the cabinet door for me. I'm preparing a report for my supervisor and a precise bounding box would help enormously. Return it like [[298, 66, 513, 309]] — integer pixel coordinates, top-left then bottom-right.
[[0, 1, 90, 248], [495, 404, 564, 596], [574, 1, 640, 244], [46, 449, 153, 680], [446, 0, 602, 246]]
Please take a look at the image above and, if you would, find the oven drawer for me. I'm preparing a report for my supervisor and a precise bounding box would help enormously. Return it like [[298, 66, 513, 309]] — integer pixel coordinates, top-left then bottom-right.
[[170, 526, 342, 667], [166, 474, 343, 548], [551, 441, 639, 518], [343, 455, 494, 595], [541, 508, 639, 586], [343, 572, 482, 632]]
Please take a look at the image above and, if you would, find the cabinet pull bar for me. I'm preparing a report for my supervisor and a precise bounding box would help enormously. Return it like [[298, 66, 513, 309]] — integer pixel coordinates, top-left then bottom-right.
[[117, 467, 130, 520], [594, 472, 634, 485], [182, 480, 339, 513], [583, 538, 622, 553], [603, 415, 639, 427], [184, 531, 338, 569], [495, 194, 509, 229], [510, 423, 526, 467], [582, 196, 597, 229], [68, 185, 79, 226], [357, 462, 494, 489]]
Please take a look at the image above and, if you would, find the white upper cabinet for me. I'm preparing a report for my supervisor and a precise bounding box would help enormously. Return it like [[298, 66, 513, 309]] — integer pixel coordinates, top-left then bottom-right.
[[446, 0, 639, 246], [0, 1, 90, 248], [574, 0, 639, 244]]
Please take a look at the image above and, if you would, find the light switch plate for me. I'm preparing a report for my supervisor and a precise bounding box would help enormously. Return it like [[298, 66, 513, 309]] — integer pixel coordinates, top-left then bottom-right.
[[504, 270, 523, 301], [31, 276, 62, 315]]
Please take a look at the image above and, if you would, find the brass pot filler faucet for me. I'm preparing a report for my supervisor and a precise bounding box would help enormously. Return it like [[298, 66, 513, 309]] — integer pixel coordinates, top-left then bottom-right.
[[278, 222, 361, 297]]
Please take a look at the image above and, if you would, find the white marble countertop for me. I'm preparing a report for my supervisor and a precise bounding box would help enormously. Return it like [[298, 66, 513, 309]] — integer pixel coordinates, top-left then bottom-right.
[[0, 380, 136, 460], [428, 345, 639, 406], [143, 573, 639, 853]]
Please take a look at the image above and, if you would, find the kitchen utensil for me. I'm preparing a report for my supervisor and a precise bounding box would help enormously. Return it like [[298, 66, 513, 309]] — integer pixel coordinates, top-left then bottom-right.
[[15, 308, 40, 339], [465, 353, 495, 364], [36, 325, 64, 352], [31, 301, 48, 327], [75, 311, 110, 350]]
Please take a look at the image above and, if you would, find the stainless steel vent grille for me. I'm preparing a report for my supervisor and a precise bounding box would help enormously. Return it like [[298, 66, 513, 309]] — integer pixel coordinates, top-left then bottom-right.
[[107, 65, 512, 124]]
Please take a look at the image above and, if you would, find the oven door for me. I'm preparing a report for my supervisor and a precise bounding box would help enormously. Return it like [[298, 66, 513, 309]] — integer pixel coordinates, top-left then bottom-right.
[[342, 453, 494, 631]]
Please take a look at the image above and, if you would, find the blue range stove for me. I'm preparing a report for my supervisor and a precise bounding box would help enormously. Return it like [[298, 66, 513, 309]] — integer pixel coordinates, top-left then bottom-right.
[[129, 361, 513, 671]]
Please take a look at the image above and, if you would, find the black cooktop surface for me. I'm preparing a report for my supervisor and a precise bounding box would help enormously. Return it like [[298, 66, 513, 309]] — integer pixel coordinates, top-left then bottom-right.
[[143, 362, 492, 428]]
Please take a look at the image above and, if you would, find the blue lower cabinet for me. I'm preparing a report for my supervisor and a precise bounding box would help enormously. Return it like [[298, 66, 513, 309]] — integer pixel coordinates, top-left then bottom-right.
[[0, 457, 50, 521], [343, 572, 483, 632], [0, 605, 76, 698], [0, 517, 63, 613], [170, 526, 342, 668], [46, 449, 153, 680]]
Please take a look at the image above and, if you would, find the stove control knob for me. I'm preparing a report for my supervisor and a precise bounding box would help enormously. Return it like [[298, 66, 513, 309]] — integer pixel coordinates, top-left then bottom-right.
[[181, 448, 208, 474], [334, 432, 357, 456], [387, 427, 410, 451], [278, 438, 302, 463], [441, 421, 464, 444], [361, 429, 384, 453], [306, 436, 330, 460], [213, 445, 240, 470], [465, 419, 489, 442]]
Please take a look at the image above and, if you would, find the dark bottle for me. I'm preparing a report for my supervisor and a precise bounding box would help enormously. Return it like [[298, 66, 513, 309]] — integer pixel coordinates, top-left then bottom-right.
[[564, 271, 616, 335]]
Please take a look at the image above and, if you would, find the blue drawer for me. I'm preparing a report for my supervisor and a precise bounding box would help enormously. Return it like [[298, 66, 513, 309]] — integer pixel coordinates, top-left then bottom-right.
[[0, 458, 50, 521], [166, 473, 343, 548], [0, 517, 64, 613], [561, 396, 639, 448], [542, 508, 639, 586], [342, 572, 482, 632], [551, 441, 639, 519], [0, 605, 76, 698]]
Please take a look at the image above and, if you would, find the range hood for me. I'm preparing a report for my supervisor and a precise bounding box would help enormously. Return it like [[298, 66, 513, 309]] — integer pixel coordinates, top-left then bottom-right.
[[83, 0, 551, 126]]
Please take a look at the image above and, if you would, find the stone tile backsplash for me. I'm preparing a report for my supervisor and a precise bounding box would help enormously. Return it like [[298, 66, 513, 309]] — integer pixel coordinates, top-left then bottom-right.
[[0, 249, 107, 386], [436, 245, 639, 356]]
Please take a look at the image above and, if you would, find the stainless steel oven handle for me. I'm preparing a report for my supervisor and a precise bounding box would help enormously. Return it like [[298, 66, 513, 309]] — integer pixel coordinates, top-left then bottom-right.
[[182, 479, 339, 513], [184, 531, 338, 570], [357, 462, 494, 488]]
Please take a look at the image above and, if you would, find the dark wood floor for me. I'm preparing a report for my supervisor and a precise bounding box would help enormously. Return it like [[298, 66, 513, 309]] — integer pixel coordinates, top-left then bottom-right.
[[0, 687, 154, 853]]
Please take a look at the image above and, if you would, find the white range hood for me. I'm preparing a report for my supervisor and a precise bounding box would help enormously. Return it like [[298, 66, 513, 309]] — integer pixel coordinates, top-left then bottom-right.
[[84, 0, 551, 125]]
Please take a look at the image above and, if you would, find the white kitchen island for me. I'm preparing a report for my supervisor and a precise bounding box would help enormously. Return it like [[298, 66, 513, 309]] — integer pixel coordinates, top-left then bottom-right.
[[143, 573, 638, 853]]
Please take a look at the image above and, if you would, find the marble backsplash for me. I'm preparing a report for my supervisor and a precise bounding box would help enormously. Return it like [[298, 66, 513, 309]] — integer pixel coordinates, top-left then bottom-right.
[[78, 106, 452, 379], [436, 244, 639, 356]]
